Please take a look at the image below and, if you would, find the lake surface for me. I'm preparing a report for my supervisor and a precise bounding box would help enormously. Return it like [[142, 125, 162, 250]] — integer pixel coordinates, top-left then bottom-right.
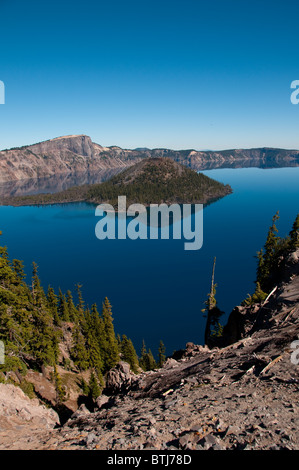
[[0, 166, 298, 357]]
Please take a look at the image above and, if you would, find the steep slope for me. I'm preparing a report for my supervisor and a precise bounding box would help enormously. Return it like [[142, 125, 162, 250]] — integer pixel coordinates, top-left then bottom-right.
[[0, 236, 298, 449], [0, 134, 299, 183], [0, 249, 298, 450]]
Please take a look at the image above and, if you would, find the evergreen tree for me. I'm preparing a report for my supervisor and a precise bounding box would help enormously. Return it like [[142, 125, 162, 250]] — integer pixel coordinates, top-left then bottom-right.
[[146, 349, 157, 370], [158, 340, 166, 368], [243, 281, 268, 306], [245, 211, 298, 305], [256, 212, 280, 291], [80, 377, 89, 395], [91, 303, 108, 365], [12, 259, 25, 281], [203, 257, 224, 347], [0, 239, 32, 371], [31, 262, 46, 308], [85, 318, 104, 375], [289, 213, 299, 250], [70, 324, 89, 370], [0, 233, 140, 384], [66, 290, 78, 322], [30, 263, 58, 367], [116, 333, 122, 349], [53, 365, 66, 404], [101, 297, 119, 371], [47, 286, 60, 326], [139, 340, 157, 371], [30, 307, 58, 367], [120, 334, 139, 373], [75, 283, 85, 323], [139, 339, 147, 371], [58, 288, 70, 322], [88, 370, 102, 400]]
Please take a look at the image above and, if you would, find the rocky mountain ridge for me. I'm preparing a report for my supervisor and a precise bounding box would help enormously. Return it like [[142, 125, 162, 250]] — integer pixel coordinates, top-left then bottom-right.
[[1, 134, 299, 183], [0, 248, 298, 450]]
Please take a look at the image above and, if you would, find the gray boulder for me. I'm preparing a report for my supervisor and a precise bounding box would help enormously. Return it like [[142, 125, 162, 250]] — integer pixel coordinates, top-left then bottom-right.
[[104, 361, 137, 395], [0, 383, 59, 428]]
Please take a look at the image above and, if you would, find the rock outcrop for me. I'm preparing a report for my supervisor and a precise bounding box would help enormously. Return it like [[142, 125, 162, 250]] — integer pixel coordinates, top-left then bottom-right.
[[104, 361, 139, 395], [0, 383, 59, 428]]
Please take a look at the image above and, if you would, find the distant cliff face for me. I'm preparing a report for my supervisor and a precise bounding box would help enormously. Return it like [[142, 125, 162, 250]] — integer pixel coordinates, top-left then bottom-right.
[[0, 135, 135, 183], [0, 134, 299, 183], [29, 135, 95, 159]]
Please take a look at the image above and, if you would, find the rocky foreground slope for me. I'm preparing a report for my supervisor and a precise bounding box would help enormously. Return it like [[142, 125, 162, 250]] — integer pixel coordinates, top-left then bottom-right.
[[1, 134, 299, 182], [0, 250, 298, 450]]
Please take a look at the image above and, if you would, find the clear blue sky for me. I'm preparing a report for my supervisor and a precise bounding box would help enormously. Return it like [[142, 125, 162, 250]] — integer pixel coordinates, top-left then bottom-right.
[[0, 0, 299, 150]]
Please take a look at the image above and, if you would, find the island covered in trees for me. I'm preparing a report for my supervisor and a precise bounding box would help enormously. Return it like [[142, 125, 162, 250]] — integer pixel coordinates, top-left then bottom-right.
[[0, 158, 232, 208]]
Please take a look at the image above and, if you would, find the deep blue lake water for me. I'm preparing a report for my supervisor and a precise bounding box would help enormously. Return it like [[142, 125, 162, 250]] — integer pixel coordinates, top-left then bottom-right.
[[0, 166, 298, 357]]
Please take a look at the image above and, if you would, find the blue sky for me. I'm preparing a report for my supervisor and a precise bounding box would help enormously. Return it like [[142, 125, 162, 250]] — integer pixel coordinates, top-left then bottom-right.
[[0, 0, 299, 150]]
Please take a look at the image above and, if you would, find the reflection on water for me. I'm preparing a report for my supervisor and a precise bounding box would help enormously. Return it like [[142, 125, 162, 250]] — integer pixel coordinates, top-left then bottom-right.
[[0, 158, 298, 199], [0, 169, 123, 198], [190, 158, 299, 171]]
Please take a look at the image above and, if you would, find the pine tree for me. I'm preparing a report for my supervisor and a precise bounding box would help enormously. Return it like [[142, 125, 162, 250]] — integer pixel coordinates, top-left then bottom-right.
[[158, 340, 166, 367], [243, 281, 268, 306], [91, 303, 108, 364], [30, 263, 58, 367], [289, 213, 299, 250], [66, 290, 78, 322], [146, 349, 157, 370], [0, 239, 31, 371], [120, 334, 139, 373], [101, 297, 119, 371], [47, 286, 60, 325], [53, 365, 66, 404], [75, 283, 85, 323], [139, 340, 157, 371], [30, 308, 58, 367], [116, 333, 122, 349], [80, 377, 89, 395], [256, 212, 280, 291], [12, 259, 25, 281], [58, 288, 70, 322], [203, 257, 224, 347], [86, 329, 104, 375], [70, 324, 89, 371], [139, 339, 147, 371], [31, 262, 46, 308], [88, 370, 102, 400]]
